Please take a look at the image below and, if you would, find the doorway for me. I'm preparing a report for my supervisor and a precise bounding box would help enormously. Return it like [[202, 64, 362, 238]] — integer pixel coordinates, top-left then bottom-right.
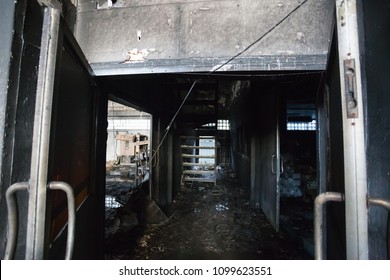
[[279, 99, 318, 257], [105, 101, 152, 238]]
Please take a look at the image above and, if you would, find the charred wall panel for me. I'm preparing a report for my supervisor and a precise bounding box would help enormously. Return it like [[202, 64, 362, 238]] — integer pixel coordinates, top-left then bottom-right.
[[229, 81, 252, 193], [325, 27, 346, 259], [0, 0, 44, 259], [359, 0, 390, 260], [151, 116, 173, 207], [46, 22, 106, 259], [0, 0, 16, 258]]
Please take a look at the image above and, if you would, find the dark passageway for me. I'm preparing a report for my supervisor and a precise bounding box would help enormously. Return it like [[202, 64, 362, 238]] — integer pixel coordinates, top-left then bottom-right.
[[104, 167, 311, 260], [1, 0, 389, 264]]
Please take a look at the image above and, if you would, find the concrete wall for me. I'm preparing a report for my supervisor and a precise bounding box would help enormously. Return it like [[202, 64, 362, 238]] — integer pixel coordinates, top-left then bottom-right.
[[76, 0, 334, 74], [0, 0, 43, 259]]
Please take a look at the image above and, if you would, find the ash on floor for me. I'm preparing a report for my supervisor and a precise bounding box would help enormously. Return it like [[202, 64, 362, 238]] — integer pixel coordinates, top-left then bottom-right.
[[104, 171, 311, 260]]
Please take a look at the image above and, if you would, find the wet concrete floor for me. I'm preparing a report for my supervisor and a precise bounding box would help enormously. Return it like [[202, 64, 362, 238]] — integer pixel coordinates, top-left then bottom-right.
[[105, 171, 312, 260]]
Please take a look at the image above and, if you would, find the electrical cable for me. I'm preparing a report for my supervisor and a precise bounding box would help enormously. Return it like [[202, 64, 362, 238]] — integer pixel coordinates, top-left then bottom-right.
[[150, 80, 198, 162], [150, 0, 310, 161], [210, 0, 309, 73]]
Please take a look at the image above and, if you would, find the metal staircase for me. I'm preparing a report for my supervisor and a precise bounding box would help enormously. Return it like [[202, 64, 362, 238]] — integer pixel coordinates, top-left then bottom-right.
[[180, 136, 217, 186], [171, 78, 219, 186]]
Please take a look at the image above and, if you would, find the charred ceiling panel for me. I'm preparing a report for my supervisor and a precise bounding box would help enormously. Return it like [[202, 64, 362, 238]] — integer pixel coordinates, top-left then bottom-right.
[[76, 0, 334, 75]]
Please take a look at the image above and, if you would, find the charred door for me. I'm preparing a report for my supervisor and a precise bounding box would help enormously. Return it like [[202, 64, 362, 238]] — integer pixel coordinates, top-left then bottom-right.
[[259, 89, 280, 232], [2, 1, 106, 259]]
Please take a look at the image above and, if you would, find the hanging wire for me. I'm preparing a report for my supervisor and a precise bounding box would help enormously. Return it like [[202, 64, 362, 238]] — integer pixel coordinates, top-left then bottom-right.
[[150, 0, 310, 162], [210, 0, 309, 73], [150, 80, 198, 163]]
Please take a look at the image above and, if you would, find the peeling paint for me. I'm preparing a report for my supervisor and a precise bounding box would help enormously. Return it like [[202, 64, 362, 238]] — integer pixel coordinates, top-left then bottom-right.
[[296, 32, 306, 44], [124, 48, 149, 62], [276, 50, 295, 55], [338, 0, 346, 26], [210, 64, 232, 72]]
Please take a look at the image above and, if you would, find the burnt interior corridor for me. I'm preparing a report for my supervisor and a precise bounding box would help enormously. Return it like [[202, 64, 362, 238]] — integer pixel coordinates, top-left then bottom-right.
[[2, 0, 390, 263], [101, 72, 322, 260]]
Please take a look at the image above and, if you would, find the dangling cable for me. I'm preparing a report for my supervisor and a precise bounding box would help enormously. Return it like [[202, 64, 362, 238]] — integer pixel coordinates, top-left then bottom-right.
[[150, 80, 198, 163], [211, 0, 309, 73], [149, 0, 310, 162]]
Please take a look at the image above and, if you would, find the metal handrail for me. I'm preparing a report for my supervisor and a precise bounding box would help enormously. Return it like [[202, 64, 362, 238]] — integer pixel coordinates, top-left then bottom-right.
[[314, 192, 345, 260], [4, 182, 29, 260], [48, 181, 76, 260]]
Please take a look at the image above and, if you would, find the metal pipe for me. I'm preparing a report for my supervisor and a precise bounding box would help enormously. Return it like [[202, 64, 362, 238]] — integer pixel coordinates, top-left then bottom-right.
[[314, 192, 344, 260], [4, 182, 29, 260], [48, 181, 76, 260]]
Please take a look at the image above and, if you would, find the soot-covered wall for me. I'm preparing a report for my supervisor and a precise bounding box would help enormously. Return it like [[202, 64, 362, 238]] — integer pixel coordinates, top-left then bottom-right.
[[360, 0, 390, 260]]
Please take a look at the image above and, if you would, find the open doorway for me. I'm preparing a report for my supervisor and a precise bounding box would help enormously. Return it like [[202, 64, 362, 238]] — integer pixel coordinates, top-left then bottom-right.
[[105, 101, 152, 237], [279, 98, 318, 257]]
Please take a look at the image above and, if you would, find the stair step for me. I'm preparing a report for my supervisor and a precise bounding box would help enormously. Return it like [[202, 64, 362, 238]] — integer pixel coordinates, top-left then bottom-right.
[[180, 136, 215, 139], [183, 170, 215, 175], [183, 162, 215, 167], [181, 145, 216, 149], [182, 154, 215, 158], [183, 177, 216, 183]]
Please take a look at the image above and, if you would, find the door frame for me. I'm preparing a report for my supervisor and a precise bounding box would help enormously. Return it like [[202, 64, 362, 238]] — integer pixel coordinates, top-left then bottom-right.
[[25, 5, 61, 260], [335, 0, 369, 259]]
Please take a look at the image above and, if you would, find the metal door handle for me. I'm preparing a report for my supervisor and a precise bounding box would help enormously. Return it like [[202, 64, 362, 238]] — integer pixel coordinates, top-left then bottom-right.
[[4, 182, 29, 260], [367, 197, 390, 259], [271, 155, 276, 174], [314, 192, 345, 260], [48, 181, 75, 260], [367, 197, 390, 211], [271, 155, 283, 175]]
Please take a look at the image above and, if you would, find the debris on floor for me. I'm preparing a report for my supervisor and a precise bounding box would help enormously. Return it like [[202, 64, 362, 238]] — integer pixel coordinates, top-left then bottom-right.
[[104, 167, 311, 260], [105, 163, 155, 237]]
